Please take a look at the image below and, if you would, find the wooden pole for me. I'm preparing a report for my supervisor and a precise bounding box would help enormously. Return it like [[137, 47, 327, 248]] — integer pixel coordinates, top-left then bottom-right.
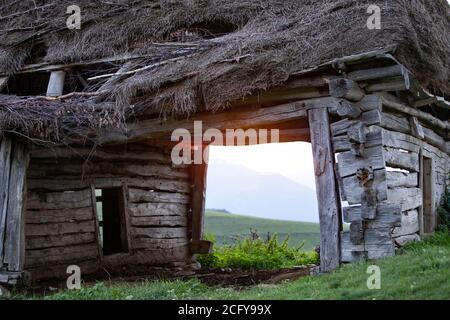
[[2, 141, 29, 272], [190, 148, 212, 254], [46, 70, 66, 97], [308, 107, 341, 272]]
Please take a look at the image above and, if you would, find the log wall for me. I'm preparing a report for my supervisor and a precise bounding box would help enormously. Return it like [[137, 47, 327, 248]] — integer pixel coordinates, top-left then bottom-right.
[[332, 94, 450, 262], [24, 143, 192, 280]]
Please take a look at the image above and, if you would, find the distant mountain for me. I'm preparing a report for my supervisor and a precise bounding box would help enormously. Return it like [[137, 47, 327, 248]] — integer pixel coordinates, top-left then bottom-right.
[[206, 162, 319, 222]]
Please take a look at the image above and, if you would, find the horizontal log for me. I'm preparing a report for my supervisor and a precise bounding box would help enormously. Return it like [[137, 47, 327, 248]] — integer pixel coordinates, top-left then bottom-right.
[[365, 244, 395, 260], [128, 188, 190, 204], [340, 169, 387, 204], [132, 227, 188, 239], [28, 177, 190, 194], [384, 148, 419, 172], [26, 233, 96, 250], [27, 259, 99, 281], [129, 202, 188, 217], [387, 187, 422, 212], [386, 171, 418, 188], [366, 77, 407, 93], [381, 93, 450, 133], [340, 232, 365, 263], [28, 163, 189, 180], [331, 110, 382, 136], [27, 189, 91, 210], [31, 145, 170, 163], [26, 221, 96, 236], [343, 203, 401, 227], [348, 65, 405, 82], [132, 237, 189, 250], [26, 207, 93, 224], [93, 98, 341, 145], [25, 244, 99, 268], [329, 78, 365, 102], [332, 126, 382, 153], [364, 228, 392, 245], [130, 215, 188, 227], [337, 145, 385, 178], [393, 234, 420, 247], [392, 210, 419, 238]]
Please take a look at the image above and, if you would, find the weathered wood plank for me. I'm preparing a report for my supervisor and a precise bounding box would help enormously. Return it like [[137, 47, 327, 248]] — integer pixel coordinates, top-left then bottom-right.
[[132, 237, 189, 250], [340, 232, 365, 263], [308, 108, 340, 272], [329, 78, 365, 102], [128, 189, 190, 204], [27, 177, 190, 194], [337, 146, 385, 178], [191, 162, 208, 247], [27, 163, 189, 180], [26, 233, 96, 250], [25, 243, 98, 268], [27, 189, 92, 210], [26, 207, 93, 224], [332, 126, 382, 153], [341, 169, 387, 204], [3, 142, 29, 271], [386, 171, 418, 188], [132, 227, 188, 239], [0, 136, 12, 262], [392, 210, 419, 238], [343, 203, 401, 227], [129, 203, 188, 217], [387, 187, 422, 212], [26, 221, 96, 236], [384, 148, 419, 172], [130, 215, 188, 227]]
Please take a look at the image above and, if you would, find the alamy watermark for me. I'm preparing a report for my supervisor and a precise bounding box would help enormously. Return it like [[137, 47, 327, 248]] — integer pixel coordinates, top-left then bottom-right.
[[66, 265, 81, 290], [66, 5, 81, 30], [367, 5, 381, 30], [366, 265, 381, 290]]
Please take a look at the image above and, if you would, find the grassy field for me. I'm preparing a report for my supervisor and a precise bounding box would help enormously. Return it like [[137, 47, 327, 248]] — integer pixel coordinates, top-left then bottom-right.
[[18, 232, 450, 300], [205, 210, 320, 250]]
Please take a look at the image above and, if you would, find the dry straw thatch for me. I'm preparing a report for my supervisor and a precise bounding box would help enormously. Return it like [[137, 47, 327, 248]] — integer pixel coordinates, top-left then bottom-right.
[[0, 0, 449, 143]]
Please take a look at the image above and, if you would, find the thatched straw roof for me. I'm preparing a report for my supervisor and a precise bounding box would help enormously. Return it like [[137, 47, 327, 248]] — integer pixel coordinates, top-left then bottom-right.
[[0, 0, 449, 142]]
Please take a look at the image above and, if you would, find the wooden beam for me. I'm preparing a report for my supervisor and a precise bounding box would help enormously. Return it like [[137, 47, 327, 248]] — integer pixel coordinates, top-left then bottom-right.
[[0, 136, 13, 263], [329, 78, 365, 102], [2, 142, 29, 272], [0, 77, 8, 92], [381, 93, 450, 132], [93, 97, 339, 145], [190, 157, 208, 251], [308, 108, 340, 272], [46, 70, 66, 97]]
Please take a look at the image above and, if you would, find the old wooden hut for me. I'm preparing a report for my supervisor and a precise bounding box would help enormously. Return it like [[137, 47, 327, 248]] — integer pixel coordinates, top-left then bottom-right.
[[0, 0, 449, 285]]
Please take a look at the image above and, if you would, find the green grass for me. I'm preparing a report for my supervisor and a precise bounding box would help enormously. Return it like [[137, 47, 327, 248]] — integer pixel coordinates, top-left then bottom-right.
[[205, 210, 320, 250], [16, 232, 450, 300]]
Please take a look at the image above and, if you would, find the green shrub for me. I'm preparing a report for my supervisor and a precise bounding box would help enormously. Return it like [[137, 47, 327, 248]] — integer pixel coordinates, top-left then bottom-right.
[[437, 185, 450, 232], [197, 233, 318, 270]]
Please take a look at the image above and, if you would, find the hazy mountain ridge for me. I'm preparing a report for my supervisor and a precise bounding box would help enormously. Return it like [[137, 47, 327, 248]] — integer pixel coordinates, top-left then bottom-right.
[[206, 162, 319, 222]]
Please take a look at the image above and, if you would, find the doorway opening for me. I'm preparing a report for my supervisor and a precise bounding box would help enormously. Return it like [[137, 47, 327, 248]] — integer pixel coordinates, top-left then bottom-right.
[[95, 188, 129, 255], [204, 141, 319, 250]]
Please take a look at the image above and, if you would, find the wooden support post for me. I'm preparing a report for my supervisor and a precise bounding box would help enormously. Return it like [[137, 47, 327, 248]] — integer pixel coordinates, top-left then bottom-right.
[[190, 151, 212, 254], [1, 139, 29, 272], [0, 136, 12, 263], [308, 108, 341, 272], [46, 70, 66, 97], [0, 77, 8, 92]]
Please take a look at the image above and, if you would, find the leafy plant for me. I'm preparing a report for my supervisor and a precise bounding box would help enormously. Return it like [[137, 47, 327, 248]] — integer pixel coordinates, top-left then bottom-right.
[[197, 232, 318, 270], [437, 185, 450, 232]]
